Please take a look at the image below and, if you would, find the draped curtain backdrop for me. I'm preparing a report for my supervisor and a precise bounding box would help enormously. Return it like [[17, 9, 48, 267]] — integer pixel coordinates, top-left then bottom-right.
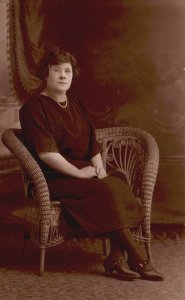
[[8, 0, 141, 125], [5, 0, 185, 223], [9, 0, 45, 101]]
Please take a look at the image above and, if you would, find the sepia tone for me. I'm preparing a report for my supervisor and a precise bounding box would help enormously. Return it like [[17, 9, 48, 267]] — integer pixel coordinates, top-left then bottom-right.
[[0, 0, 185, 299]]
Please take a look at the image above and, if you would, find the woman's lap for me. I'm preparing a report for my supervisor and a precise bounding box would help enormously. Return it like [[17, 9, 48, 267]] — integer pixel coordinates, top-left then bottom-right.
[[46, 175, 144, 235]]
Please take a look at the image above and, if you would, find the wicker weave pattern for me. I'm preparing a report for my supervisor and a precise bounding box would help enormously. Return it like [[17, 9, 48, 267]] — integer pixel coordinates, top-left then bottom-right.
[[2, 127, 159, 272], [96, 127, 159, 258], [2, 129, 64, 247]]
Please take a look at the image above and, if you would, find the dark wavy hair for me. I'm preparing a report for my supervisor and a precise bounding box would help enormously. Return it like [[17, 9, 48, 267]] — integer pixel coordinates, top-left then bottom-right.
[[38, 47, 80, 80]]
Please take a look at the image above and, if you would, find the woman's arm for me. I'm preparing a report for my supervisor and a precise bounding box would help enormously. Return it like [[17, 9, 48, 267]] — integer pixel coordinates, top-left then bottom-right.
[[91, 153, 107, 179], [38, 152, 97, 179]]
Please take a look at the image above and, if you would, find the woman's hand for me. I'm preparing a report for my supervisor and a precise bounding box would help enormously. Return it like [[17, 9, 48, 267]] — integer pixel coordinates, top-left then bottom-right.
[[78, 166, 97, 178], [91, 153, 107, 179], [95, 165, 107, 179]]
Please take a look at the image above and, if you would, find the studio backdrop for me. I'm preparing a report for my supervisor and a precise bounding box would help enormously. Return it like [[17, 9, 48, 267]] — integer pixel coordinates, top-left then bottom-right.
[[1, 0, 185, 223]]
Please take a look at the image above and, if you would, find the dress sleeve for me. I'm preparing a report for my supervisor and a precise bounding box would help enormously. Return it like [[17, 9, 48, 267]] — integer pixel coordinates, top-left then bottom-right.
[[86, 120, 101, 159], [77, 98, 101, 160], [19, 100, 59, 154]]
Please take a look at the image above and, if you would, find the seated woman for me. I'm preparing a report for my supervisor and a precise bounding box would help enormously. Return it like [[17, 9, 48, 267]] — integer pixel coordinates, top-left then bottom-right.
[[19, 47, 164, 281]]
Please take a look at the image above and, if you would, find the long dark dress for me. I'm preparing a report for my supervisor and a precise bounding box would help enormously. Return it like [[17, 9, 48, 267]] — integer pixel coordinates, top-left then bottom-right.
[[19, 95, 144, 237]]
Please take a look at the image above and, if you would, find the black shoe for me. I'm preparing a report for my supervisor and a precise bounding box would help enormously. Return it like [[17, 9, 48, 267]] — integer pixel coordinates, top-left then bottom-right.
[[128, 259, 164, 281], [103, 257, 139, 281]]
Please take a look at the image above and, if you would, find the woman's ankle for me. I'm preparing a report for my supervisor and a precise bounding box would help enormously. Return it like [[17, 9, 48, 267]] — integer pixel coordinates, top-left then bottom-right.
[[108, 251, 125, 262]]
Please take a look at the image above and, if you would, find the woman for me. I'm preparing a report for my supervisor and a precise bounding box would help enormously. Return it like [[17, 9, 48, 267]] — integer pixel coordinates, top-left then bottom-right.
[[19, 47, 164, 281]]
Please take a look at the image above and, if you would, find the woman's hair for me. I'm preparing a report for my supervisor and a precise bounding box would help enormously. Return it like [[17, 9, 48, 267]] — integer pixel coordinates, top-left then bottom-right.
[[38, 47, 80, 80]]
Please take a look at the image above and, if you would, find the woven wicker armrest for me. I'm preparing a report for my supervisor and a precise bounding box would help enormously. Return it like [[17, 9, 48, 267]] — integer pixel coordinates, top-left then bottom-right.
[[96, 127, 159, 241], [2, 129, 51, 243]]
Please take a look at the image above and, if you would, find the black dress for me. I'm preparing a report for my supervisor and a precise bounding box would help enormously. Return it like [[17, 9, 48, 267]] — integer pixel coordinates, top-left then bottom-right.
[[19, 95, 144, 237]]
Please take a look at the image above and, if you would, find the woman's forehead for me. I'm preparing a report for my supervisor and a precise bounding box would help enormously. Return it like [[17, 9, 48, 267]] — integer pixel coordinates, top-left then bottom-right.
[[50, 62, 72, 68]]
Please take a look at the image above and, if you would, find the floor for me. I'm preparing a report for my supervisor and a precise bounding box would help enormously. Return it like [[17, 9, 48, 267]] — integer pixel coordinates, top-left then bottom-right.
[[0, 224, 185, 300], [1, 170, 185, 299]]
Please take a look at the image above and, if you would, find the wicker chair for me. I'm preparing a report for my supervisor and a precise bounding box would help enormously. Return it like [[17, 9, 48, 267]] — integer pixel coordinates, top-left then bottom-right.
[[2, 127, 159, 275]]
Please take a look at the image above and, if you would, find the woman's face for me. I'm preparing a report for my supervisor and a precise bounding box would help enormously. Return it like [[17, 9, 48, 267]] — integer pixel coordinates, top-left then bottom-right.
[[46, 62, 73, 94]]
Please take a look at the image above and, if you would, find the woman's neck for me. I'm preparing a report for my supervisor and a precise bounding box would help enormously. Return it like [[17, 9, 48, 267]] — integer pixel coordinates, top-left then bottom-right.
[[41, 89, 67, 103]]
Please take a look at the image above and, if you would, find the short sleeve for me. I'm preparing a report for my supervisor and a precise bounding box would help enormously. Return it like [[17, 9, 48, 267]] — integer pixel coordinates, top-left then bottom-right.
[[86, 119, 101, 160], [88, 123, 101, 159], [19, 100, 59, 154], [76, 99, 101, 160]]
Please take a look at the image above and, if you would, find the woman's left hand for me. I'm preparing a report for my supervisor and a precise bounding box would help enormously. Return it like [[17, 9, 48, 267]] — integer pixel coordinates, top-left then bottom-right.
[[95, 165, 107, 179]]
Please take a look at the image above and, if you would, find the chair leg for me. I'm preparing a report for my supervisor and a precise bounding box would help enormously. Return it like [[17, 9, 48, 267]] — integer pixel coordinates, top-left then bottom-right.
[[102, 237, 110, 256], [39, 248, 46, 276]]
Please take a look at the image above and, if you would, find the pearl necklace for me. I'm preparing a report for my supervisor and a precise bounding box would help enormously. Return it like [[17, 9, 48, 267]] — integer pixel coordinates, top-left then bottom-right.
[[59, 97, 68, 108], [41, 91, 68, 108]]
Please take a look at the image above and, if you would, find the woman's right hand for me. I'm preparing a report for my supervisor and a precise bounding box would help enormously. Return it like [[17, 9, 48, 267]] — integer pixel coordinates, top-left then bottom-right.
[[78, 166, 97, 178]]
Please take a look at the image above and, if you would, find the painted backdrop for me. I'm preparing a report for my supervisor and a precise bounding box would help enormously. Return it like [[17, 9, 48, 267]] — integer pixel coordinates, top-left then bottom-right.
[[1, 0, 185, 224]]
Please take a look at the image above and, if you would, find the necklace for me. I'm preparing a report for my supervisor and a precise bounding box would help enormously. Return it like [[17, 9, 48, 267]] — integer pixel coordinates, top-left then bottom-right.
[[59, 97, 68, 108], [41, 90, 68, 108]]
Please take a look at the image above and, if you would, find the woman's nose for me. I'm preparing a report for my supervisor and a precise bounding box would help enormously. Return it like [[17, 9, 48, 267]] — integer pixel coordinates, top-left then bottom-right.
[[59, 72, 66, 78], [57, 70, 65, 77]]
